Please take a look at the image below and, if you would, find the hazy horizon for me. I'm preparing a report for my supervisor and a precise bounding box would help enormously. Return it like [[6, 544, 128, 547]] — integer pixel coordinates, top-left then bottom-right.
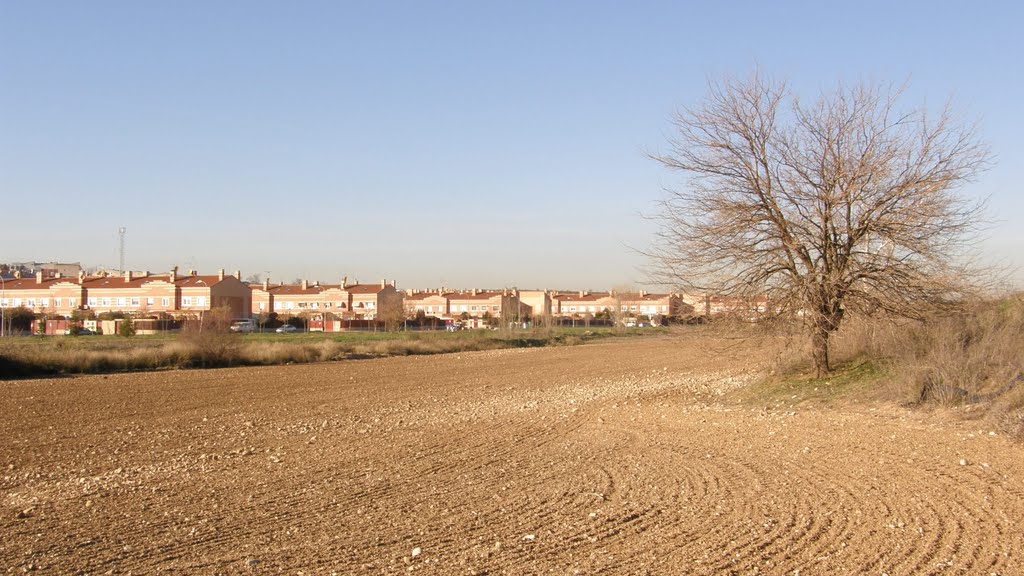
[[3, 1, 1022, 290]]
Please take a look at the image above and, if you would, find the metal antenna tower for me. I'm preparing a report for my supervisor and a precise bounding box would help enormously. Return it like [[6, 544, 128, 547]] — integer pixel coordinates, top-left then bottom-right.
[[118, 226, 127, 274]]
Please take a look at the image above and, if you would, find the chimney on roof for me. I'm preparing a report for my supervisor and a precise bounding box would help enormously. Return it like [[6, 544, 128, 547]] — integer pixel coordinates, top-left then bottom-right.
[[579, 290, 585, 298], [234, 270, 240, 279], [55, 272, 62, 279], [218, 269, 224, 281], [263, 278, 269, 290], [381, 279, 386, 288], [143, 270, 149, 278], [13, 270, 21, 279], [640, 290, 647, 297], [342, 276, 348, 288], [125, 270, 133, 283], [170, 267, 177, 283], [78, 270, 85, 281], [301, 279, 308, 290], [314, 280, 320, 287], [406, 289, 413, 296], [36, 271, 43, 284], [438, 287, 443, 296], [472, 288, 477, 296]]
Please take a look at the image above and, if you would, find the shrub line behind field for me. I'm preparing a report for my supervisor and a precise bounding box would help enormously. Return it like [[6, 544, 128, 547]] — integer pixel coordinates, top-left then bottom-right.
[[0, 328, 654, 379]]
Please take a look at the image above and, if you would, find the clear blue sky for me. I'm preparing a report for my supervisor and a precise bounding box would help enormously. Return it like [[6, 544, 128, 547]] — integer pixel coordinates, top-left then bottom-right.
[[2, 1, 1021, 290]]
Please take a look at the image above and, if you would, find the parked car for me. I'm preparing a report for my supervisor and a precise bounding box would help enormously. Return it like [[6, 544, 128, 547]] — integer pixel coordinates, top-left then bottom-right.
[[230, 319, 257, 333], [275, 325, 298, 334]]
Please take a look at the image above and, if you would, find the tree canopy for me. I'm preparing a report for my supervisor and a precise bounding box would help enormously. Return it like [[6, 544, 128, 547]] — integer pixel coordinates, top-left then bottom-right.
[[649, 73, 991, 375]]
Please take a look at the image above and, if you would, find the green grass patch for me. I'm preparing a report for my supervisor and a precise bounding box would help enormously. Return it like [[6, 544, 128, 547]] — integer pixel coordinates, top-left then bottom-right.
[[730, 359, 887, 408]]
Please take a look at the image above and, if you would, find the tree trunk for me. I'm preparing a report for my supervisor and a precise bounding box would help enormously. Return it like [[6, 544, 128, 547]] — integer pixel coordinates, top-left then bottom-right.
[[811, 324, 831, 378]]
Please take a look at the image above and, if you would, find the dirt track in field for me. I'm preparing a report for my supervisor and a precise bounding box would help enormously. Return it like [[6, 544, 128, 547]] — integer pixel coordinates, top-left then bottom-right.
[[3, 335, 1024, 575]]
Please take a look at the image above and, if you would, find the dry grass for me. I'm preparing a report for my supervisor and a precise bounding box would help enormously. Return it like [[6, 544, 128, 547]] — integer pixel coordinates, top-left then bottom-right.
[[824, 295, 1024, 437], [0, 328, 627, 378]]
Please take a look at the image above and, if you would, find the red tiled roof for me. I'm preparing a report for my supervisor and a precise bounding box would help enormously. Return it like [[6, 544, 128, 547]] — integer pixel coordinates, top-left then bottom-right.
[[1, 277, 81, 290], [619, 293, 674, 302], [553, 292, 612, 303], [175, 275, 228, 287], [82, 274, 175, 288], [447, 291, 504, 301], [404, 292, 449, 301], [346, 284, 388, 294]]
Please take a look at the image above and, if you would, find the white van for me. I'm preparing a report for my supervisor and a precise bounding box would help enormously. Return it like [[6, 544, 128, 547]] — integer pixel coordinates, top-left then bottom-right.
[[229, 319, 257, 333]]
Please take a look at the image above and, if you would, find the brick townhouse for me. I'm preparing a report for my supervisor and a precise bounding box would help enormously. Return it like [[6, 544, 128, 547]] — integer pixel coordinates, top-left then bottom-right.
[[403, 289, 451, 318], [446, 289, 525, 319], [1, 268, 251, 319], [251, 278, 401, 321], [0, 271, 85, 316], [551, 290, 691, 319]]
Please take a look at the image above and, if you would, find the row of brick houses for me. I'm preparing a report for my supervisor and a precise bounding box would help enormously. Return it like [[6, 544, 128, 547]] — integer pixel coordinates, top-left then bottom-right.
[[1, 267, 734, 326], [0, 268, 252, 319], [402, 288, 693, 320]]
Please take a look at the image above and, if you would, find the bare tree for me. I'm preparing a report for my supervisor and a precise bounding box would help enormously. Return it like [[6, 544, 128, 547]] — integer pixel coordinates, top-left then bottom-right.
[[648, 73, 991, 376]]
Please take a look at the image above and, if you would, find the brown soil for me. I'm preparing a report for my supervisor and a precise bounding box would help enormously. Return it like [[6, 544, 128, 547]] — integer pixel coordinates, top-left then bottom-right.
[[3, 335, 1023, 574]]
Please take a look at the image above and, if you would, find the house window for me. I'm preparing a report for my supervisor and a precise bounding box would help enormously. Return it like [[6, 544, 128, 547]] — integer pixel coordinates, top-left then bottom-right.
[[367, 302, 375, 309], [161, 297, 170, 307], [117, 297, 126, 306], [621, 305, 627, 312], [492, 305, 499, 311], [101, 298, 111, 307], [0, 299, 7, 307], [147, 297, 154, 305], [569, 306, 577, 312], [13, 298, 22, 306], [54, 298, 62, 308], [286, 302, 294, 310], [130, 297, 140, 306], [182, 296, 193, 306], [69, 298, 77, 308], [88, 297, 98, 307], [40, 299, 48, 308], [197, 296, 206, 307], [258, 302, 265, 311], [27, 299, 36, 307], [470, 305, 477, 311]]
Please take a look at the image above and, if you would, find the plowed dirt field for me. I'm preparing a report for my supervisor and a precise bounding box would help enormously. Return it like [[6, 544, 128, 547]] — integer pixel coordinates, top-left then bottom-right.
[[3, 336, 1023, 574]]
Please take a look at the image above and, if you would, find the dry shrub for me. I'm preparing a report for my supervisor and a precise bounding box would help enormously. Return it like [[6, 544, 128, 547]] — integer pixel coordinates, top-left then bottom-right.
[[177, 308, 240, 368], [830, 295, 1024, 437], [885, 297, 1023, 405]]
